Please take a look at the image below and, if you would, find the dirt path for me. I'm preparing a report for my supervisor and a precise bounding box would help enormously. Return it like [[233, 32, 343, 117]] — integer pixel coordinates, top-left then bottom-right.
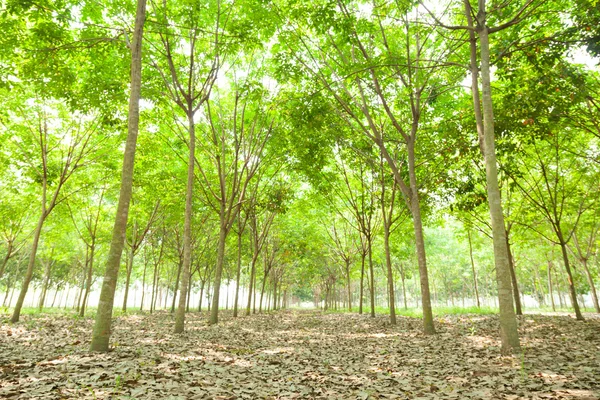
[[1, 310, 599, 399]]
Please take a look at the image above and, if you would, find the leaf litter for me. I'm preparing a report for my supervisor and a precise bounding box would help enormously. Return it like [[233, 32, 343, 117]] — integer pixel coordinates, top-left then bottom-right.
[[1, 310, 599, 399]]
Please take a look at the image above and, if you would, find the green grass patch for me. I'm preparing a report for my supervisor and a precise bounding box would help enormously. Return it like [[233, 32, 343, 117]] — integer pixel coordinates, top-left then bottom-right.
[[324, 305, 499, 318]]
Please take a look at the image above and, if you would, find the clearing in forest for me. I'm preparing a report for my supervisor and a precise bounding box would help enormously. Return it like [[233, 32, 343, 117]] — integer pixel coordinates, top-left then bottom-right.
[[1, 310, 599, 399]]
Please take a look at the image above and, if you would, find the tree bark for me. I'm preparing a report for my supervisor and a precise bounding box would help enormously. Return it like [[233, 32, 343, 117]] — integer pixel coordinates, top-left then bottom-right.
[[383, 228, 396, 324], [174, 108, 196, 333], [90, 0, 146, 351], [581, 259, 600, 313], [407, 141, 435, 334], [558, 238, 584, 320], [122, 246, 135, 311], [233, 225, 243, 317], [463, 0, 520, 353], [359, 251, 365, 314], [38, 259, 54, 311], [209, 223, 227, 324], [11, 213, 44, 322], [80, 242, 95, 316], [367, 239, 375, 317], [171, 259, 183, 313], [246, 255, 258, 316], [467, 230, 481, 308], [505, 234, 522, 315]]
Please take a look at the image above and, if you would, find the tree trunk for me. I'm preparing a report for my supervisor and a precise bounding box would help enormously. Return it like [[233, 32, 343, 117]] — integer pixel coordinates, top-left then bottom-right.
[[359, 251, 365, 314], [233, 229, 243, 317], [581, 259, 600, 313], [38, 259, 54, 311], [506, 235, 522, 315], [186, 270, 192, 312], [547, 261, 555, 311], [151, 260, 159, 313], [383, 229, 396, 324], [198, 278, 205, 312], [407, 141, 435, 334], [90, 0, 146, 352], [174, 111, 196, 332], [259, 272, 268, 313], [80, 243, 95, 316], [11, 212, 45, 322], [0, 242, 13, 281], [345, 260, 352, 311], [401, 268, 408, 310], [467, 230, 481, 308], [368, 239, 375, 317], [209, 223, 227, 324], [246, 255, 258, 316], [171, 259, 183, 313], [558, 240, 584, 320], [140, 256, 148, 311], [122, 246, 135, 312], [466, 1, 520, 353]]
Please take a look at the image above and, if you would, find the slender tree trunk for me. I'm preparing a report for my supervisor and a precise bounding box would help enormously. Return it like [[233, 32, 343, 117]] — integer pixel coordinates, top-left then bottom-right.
[[174, 110, 196, 332], [506, 235, 522, 315], [556, 266, 565, 308], [38, 260, 54, 311], [558, 240, 584, 320], [186, 270, 192, 312], [253, 277, 257, 314], [198, 278, 205, 311], [80, 244, 95, 316], [359, 252, 365, 314], [259, 272, 268, 314], [368, 239, 375, 318], [209, 223, 227, 324], [122, 247, 135, 312], [407, 142, 435, 334], [466, 1, 520, 352], [2, 286, 10, 307], [346, 260, 352, 312], [233, 229, 243, 317], [0, 242, 13, 281], [90, 0, 146, 351], [140, 257, 147, 311], [75, 263, 85, 312], [467, 230, 481, 308], [151, 260, 159, 313], [581, 259, 600, 313], [400, 263, 408, 310], [11, 213, 44, 322], [383, 229, 396, 324], [246, 256, 258, 316], [547, 261, 555, 311], [171, 259, 183, 313]]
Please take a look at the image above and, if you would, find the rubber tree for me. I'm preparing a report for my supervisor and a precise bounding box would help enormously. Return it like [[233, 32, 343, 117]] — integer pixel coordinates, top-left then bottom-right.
[[122, 199, 160, 311], [147, 0, 223, 333], [7, 100, 97, 323], [421, 0, 536, 353], [273, 0, 452, 333], [198, 86, 276, 324], [90, 0, 147, 352], [325, 216, 357, 312]]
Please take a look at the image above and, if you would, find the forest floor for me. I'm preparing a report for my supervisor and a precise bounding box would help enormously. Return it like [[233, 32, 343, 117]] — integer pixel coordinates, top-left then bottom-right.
[[1, 309, 599, 399]]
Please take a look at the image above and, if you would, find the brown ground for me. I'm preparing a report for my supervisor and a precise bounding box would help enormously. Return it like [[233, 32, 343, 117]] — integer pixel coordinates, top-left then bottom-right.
[[1, 309, 599, 399]]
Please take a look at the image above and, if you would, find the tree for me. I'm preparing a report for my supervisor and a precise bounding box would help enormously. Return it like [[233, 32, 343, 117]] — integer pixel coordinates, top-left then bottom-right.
[[90, 0, 147, 352], [3, 97, 99, 323]]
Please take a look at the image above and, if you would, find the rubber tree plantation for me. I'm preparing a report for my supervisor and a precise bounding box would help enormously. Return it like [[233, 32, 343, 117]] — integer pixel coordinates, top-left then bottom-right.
[[1, 0, 600, 398]]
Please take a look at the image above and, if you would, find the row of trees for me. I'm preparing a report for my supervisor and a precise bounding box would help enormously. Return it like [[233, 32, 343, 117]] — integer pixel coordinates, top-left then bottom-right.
[[1, 0, 599, 354]]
